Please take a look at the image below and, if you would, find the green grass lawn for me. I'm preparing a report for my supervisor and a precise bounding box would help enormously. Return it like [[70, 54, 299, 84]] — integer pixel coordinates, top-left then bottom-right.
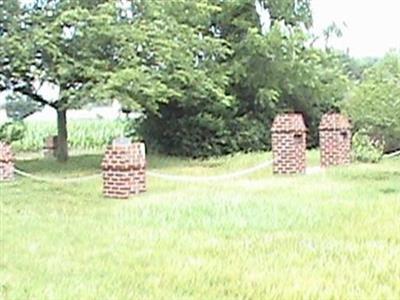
[[1, 151, 400, 299]]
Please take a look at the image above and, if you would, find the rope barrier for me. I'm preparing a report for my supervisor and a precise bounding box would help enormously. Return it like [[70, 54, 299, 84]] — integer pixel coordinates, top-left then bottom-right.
[[14, 168, 101, 183], [14, 160, 273, 184], [305, 166, 323, 175], [14, 150, 399, 184], [383, 150, 400, 159]]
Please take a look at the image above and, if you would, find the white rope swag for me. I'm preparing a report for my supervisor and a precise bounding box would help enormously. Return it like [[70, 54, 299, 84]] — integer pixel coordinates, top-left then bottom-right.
[[14, 168, 101, 183], [13, 150, 399, 184], [13, 159, 274, 184], [147, 160, 273, 182], [384, 150, 400, 159]]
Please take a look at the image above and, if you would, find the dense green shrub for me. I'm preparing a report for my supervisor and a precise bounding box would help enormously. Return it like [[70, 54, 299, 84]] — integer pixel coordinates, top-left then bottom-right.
[[344, 51, 400, 153], [121, 115, 144, 143], [0, 121, 26, 144], [141, 106, 270, 157], [352, 130, 384, 163]]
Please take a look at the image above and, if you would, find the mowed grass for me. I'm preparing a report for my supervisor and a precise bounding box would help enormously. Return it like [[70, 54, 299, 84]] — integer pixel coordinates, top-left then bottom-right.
[[1, 151, 399, 299]]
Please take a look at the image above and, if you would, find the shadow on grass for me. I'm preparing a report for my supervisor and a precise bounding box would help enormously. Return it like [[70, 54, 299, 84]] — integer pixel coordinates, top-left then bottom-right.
[[380, 188, 399, 194], [15, 154, 103, 175], [345, 170, 400, 182], [15, 153, 199, 176], [14, 151, 273, 176]]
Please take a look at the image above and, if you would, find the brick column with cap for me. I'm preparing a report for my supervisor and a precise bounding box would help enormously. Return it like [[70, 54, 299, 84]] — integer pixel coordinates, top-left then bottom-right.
[[101, 138, 146, 199], [319, 113, 351, 167], [0, 142, 15, 181], [271, 113, 307, 174]]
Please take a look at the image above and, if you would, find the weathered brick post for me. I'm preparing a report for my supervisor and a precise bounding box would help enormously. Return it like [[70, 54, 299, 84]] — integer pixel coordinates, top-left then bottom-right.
[[319, 113, 351, 167], [101, 138, 146, 199], [43, 135, 58, 157], [0, 142, 15, 181], [271, 113, 307, 174]]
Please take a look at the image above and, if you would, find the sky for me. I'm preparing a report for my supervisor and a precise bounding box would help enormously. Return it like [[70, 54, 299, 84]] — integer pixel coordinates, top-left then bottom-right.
[[312, 0, 400, 57]]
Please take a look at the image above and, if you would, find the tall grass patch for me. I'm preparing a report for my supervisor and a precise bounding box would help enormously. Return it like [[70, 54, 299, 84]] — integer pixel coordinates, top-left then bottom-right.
[[13, 120, 124, 151]]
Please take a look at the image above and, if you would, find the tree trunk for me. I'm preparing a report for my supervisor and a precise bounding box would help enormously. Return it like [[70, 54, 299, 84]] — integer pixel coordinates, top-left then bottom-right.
[[56, 109, 68, 162]]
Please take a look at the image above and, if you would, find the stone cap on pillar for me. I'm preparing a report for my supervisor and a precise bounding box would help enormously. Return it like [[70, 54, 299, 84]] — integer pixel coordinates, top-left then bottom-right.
[[112, 136, 131, 146], [271, 113, 307, 133], [0, 142, 14, 163], [319, 113, 351, 131]]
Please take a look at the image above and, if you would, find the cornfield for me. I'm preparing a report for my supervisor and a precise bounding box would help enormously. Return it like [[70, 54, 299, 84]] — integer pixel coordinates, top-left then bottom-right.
[[13, 120, 125, 151]]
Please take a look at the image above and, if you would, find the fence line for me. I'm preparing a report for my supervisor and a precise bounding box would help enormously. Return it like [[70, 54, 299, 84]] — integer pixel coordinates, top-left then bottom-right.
[[14, 159, 273, 184], [383, 150, 400, 159], [14, 150, 399, 184], [14, 168, 101, 183]]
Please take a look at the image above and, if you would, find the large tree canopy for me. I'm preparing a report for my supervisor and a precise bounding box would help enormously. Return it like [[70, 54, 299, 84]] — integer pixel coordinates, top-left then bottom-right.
[[141, 0, 350, 156], [1, 0, 124, 160], [0, 0, 231, 160], [0, 0, 355, 158]]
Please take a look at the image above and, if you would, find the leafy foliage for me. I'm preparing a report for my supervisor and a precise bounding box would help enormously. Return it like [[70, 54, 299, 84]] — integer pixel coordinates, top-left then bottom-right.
[[343, 51, 400, 152], [9, 0, 400, 159], [1, 0, 128, 160], [141, 0, 349, 156], [338, 54, 378, 81], [4, 93, 43, 120], [122, 115, 143, 143], [0, 121, 26, 143], [0, 0, 233, 160], [352, 129, 384, 163]]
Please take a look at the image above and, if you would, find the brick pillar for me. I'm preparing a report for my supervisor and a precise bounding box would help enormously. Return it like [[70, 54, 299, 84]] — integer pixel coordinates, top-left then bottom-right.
[[271, 113, 307, 174], [101, 138, 146, 199], [0, 142, 15, 181], [43, 135, 58, 157], [319, 113, 351, 167]]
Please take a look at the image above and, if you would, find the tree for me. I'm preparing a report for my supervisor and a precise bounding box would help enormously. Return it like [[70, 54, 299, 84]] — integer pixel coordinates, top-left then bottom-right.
[[4, 93, 43, 120], [0, 121, 25, 144], [105, 0, 233, 156], [0, 0, 19, 37], [219, 0, 349, 147], [1, 0, 232, 160], [338, 54, 378, 81], [343, 51, 400, 152], [1, 0, 351, 158], [141, 0, 350, 156], [1, 1, 122, 160]]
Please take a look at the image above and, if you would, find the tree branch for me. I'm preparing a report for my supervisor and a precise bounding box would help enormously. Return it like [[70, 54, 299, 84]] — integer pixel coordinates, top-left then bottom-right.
[[13, 85, 58, 109]]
